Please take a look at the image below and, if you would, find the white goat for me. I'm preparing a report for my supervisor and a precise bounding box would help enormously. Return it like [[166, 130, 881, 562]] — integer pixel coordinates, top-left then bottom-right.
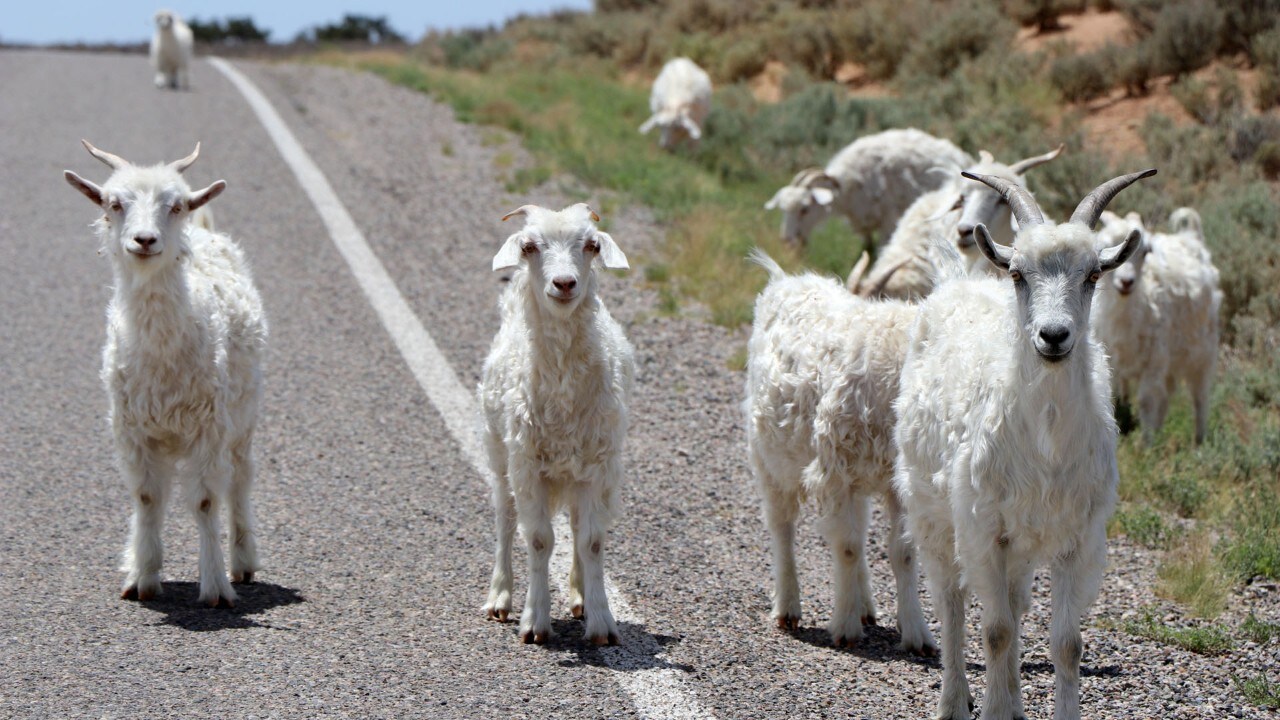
[[151, 9, 193, 90], [639, 57, 712, 151], [479, 203, 634, 646], [894, 169, 1154, 720], [1093, 208, 1221, 444], [64, 140, 266, 607], [745, 251, 934, 654], [850, 146, 1064, 299], [765, 128, 973, 248]]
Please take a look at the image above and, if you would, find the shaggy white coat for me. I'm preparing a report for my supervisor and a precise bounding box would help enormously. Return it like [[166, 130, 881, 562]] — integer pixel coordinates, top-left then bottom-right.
[[64, 141, 265, 608], [639, 57, 712, 151], [744, 251, 934, 653], [150, 10, 193, 90], [894, 178, 1145, 719], [853, 147, 1063, 299], [479, 203, 634, 646], [765, 128, 973, 248], [1093, 208, 1222, 443]]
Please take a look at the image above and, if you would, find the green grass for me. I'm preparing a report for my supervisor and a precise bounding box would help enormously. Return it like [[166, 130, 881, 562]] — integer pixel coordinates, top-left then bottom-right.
[[1241, 614, 1280, 645], [1233, 673, 1280, 709], [1121, 608, 1235, 655]]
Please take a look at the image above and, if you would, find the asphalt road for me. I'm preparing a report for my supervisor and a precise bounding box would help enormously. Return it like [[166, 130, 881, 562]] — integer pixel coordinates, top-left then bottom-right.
[[1, 49, 1273, 719]]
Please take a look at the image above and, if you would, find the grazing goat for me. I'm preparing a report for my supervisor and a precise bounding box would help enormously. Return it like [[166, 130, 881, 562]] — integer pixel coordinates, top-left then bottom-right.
[[894, 169, 1154, 720], [639, 57, 712, 151], [1093, 208, 1221, 444], [850, 146, 1064, 299], [479, 203, 634, 646], [765, 128, 973, 248], [150, 10, 193, 90], [744, 251, 934, 654], [64, 140, 266, 607]]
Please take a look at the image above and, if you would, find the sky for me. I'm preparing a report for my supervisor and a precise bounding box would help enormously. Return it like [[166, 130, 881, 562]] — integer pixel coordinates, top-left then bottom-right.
[[4, 1, 593, 45]]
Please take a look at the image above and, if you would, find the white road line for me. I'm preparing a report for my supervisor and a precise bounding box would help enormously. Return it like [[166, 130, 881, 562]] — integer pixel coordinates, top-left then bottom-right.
[[208, 57, 715, 720]]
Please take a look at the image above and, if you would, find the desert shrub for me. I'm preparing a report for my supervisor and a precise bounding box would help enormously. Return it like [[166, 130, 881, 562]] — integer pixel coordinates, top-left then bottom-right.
[[1255, 142, 1280, 180], [899, 0, 1017, 80], [719, 35, 767, 82], [1146, 1, 1224, 77], [1220, 481, 1280, 581], [1115, 0, 1163, 36], [763, 9, 839, 78], [595, 0, 663, 11], [1171, 76, 1215, 125], [1197, 182, 1280, 332], [425, 29, 512, 71], [1005, 0, 1087, 32], [1115, 504, 1181, 549], [1227, 114, 1280, 164], [1050, 48, 1115, 103], [1219, 0, 1280, 60], [664, 0, 757, 34], [1254, 28, 1280, 70], [838, 0, 930, 81], [1115, 41, 1157, 96]]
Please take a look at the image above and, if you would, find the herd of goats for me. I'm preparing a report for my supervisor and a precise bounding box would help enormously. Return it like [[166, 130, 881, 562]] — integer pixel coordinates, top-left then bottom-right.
[[64, 19, 1225, 719]]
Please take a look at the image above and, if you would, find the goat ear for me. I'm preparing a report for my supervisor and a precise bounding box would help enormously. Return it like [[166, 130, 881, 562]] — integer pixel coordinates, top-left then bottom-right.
[[811, 187, 835, 206], [1100, 228, 1142, 273], [186, 180, 226, 212], [974, 223, 1014, 272], [594, 231, 629, 270], [638, 115, 659, 135], [65, 170, 106, 206], [680, 115, 701, 140], [764, 190, 783, 210], [492, 232, 525, 272]]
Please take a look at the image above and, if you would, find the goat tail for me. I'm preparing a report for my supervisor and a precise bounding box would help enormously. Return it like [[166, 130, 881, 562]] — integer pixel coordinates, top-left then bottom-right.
[[747, 248, 786, 282]]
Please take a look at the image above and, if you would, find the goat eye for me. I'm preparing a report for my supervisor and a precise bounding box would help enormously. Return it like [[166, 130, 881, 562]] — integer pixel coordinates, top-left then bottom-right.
[[951, 197, 964, 210], [1009, 270, 1022, 283], [584, 240, 599, 254], [171, 205, 182, 215], [1088, 271, 1101, 284], [109, 201, 122, 212], [521, 242, 538, 255]]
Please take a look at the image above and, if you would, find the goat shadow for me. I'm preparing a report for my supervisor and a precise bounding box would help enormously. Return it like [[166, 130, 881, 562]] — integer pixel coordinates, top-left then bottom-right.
[[505, 617, 696, 674], [134, 580, 305, 632], [789, 621, 943, 668], [787, 624, 1122, 677]]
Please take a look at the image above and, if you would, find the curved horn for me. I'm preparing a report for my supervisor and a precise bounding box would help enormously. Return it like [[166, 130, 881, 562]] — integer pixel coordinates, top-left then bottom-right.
[[81, 139, 127, 170], [169, 142, 201, 173], [846, 251, 871, 293], [501, 204, 541, 222], [1069, 168, 1158, 229], [1008, 143, 1065, 175], [860, 258, 910, 299], [961, 171, 1045, 229]]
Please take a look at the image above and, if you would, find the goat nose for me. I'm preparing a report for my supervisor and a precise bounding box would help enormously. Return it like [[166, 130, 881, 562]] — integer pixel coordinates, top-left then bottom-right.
[[1039, 325, 1070, 345], [552, 277, 577, 292], [135, 235, 157, 248]]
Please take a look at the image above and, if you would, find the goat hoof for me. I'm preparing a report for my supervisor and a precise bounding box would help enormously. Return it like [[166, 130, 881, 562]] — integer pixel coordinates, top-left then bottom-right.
[[121, 585, 156, 601], [775, 615, 801, 632], [910, 642, 939, 659], [208, 595, 236, 609], [833, 635, 858, 649], [570, 604, 584, 620], [861, 613, 878, 627], [232, 571, 255, 584], [521, 630, 547, 645], [590, 631, 620, 647], [486, 608, 510, 623]]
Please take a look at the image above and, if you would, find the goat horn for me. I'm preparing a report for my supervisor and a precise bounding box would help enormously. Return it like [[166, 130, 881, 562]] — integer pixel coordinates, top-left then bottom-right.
[[81, 139, 127, 170], [577, 203, 601, 222], [1008, 143, 1065, 175], [846, 251, 871, 292], [1069, 169, 1158, 230], [860, 258, 910, 299], [501, 204, 540, 222], [961, 171, 1045, 229], [169, 142, 201, 173]]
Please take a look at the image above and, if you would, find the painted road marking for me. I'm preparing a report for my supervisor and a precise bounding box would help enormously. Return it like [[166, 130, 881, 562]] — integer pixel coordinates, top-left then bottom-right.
[[208, 57, 714, 720]]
